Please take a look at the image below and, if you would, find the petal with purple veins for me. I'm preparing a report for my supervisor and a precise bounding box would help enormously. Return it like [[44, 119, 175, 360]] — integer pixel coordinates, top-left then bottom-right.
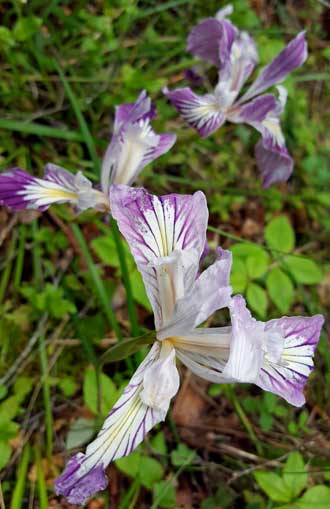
[[257, 314, 324, 407], [222, 295, 265, 383], [240, 32, 307, 102], [110, 186, 208, 329], [0, 166, 108, 212], [55, 342, 166, 505], [164, 87, 225, 138], [157, 249, 232, 339], [101, 91, 175, 192]]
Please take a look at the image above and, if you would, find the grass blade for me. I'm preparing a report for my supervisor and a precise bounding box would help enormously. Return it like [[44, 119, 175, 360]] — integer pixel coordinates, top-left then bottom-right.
[[0, 119, 83, 141], [35, 447, 48, 509], [32, 220, 53, 458], [54, 60, 100, 173], [72, 223, 122, 340], [55, 60, 139, 338], [13, 225, 26, 290], [10, 445, 31, 509], [97, 217, 140, 337]]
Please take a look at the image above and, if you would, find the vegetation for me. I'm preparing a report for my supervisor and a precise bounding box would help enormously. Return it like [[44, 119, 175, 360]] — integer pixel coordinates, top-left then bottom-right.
[[0, 1, 329, 508]]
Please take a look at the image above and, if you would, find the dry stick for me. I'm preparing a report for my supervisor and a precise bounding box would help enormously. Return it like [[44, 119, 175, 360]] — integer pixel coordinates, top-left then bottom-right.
[[228, 451, 292, 485], [0, 483, 5, 509]]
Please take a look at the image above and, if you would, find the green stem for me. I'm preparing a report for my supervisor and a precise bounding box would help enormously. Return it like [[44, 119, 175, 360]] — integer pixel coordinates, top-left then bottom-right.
[[32, 220, 53, 458], [72, 223, 122, 340], [110, 217, 140, 337], [14, 224, 26, 290], [226, 386, 263, 456], [117, 477, 140, 509], [0, 233, 17, 303], [10, 445, 31, 509], [39, 332, 53, 459]]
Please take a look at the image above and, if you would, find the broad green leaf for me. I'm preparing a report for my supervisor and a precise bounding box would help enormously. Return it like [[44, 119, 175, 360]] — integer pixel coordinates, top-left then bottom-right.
[[115, 450, 141, 477], [13, 376, 33, 403], [201, 486, 234, 509], [139, 456, 164, 489], [259, 412, 273, 432], [254, 471, 292, 503], [0, 440, 11, 470], [130, 268, 152, 311], [284, 255, 323, 284], [153, 480, 176, 508], [91, 235, 120, 268], [246, 282, 267, 318], [59, 377, 78, 397], [101, 332, 155, 364], [230, 258, 248, 293], [171, 443, 196, 467], [66, 418, 96, 450], [298, 485, 330, 507], [230, 243, 267, 258], [83, 368, 118, 417], [265, 216, 295, 253], [246, 250, 270, 279], [283, 451, 307, 498], [0, 384, 8, 400], [150, 431, 168, 455], [266, 268, 294, 313], [0, 396, 19, 425]]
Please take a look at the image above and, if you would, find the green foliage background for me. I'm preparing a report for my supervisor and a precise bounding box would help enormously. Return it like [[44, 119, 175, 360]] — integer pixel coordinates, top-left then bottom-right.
[[0, 1, 329, 508]]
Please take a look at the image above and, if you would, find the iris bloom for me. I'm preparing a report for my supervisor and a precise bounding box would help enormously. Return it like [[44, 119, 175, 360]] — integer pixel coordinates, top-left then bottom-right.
[[164, 6, 307, 187], [55, 185, 323, 505], [0, 91, 176, 212]]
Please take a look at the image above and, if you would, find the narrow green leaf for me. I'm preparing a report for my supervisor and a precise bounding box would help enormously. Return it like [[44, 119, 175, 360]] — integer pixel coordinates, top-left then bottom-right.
[[10, 445, 31, 509], [266, 268, 294, 313], [72, 224, 122, 339], [101, 332, 155, 364], [265, 216, 295, 253], [0, 119, 83, 141]]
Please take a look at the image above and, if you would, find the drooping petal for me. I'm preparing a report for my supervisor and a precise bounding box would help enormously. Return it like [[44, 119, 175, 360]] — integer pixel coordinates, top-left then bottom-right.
[[257, 314, 324, 407], [55, 342, 166, 505], [140, 341, 180, 414], [157, 248, 232, 339], [187, 17, 237, 68], [0, 165, 108, 212], [101, 91, 176, 192], [255, 138, 294, 188], [240, 32, 307, 102], [222, 295, 265, 383], [228, 94, 277, 124], [110, 185, 208, 329], [163, 87, 225, 138], [236, 88, 293, 187]]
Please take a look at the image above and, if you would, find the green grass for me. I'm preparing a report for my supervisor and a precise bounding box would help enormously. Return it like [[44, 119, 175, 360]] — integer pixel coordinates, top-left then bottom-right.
[[0, 1, 329, 508]]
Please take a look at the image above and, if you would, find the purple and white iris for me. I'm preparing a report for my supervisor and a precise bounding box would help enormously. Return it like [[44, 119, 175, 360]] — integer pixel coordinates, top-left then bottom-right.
[[0, 91, 176, 213], [164, 5, 307, 187], [55, 186, 323, 505]]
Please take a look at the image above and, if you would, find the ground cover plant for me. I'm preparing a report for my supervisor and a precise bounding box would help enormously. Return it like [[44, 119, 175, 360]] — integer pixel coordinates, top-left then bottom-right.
[[0, 1, 329, 508]]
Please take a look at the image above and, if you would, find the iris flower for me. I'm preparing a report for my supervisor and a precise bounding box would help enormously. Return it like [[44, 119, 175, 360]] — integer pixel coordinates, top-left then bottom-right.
[[55, 185, 323, 505], [164, 6, 307, 187], [0, 91, 176, 212]]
